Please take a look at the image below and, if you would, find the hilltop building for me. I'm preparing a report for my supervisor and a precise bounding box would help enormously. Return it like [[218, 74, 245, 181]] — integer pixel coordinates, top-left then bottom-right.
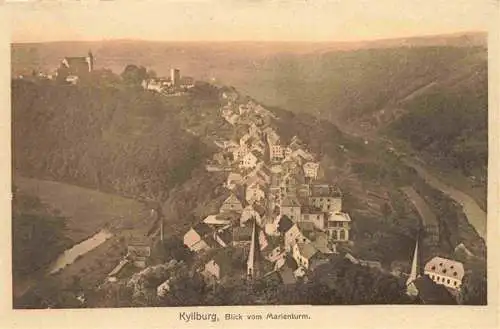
[[58, 50, 94, 83], [171, 68, 180, 87]]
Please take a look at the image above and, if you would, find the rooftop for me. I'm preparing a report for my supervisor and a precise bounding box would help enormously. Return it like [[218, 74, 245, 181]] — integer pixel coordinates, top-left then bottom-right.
[[281, 196, 301, 207], [310, 184, 342, 198], [193, 222, 213, 237], [301, 205, 323, 214], [424, 256, 465, 280], [328, 212, 351, 222], [277, 215, 294, 234], [297, 242, 319, 259], [297, 221, 316, 233]]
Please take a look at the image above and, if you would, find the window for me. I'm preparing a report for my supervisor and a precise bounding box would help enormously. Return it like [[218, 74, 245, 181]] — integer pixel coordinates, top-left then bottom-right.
[[447, 279, 450, 284], [339, 229, 346, 241], [453, 271, 458, 277], [431, 266, 436, 270], [454, 281, 457, 286], [442, 277, 445, 282]]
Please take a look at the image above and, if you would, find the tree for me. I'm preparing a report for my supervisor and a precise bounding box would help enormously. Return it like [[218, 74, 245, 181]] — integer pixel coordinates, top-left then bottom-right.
[[154, 237, 193, 263], [121, 64, 147, 86], [147, 69, 157, 79], [460, 271, 487, 305]]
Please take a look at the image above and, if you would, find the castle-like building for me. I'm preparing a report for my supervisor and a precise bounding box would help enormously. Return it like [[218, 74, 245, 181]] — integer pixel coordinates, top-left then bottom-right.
[[57, 50, 94, 83]]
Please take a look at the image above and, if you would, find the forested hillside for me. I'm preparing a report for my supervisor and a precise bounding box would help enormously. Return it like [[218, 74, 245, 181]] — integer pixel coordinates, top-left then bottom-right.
[[386, 64, 487, 181], [12, 77, 213, 202], [12, 189, 71, 279], [241, 45, 487, 194]]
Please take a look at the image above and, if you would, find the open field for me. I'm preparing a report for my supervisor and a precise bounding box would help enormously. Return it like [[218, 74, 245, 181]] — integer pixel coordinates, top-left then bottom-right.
[[13, 175, 151, 243]]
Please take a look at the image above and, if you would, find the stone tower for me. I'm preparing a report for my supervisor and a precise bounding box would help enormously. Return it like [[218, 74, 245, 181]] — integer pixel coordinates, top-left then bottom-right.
[[170, 68, 180, 87], [86, 50, 94, 72]]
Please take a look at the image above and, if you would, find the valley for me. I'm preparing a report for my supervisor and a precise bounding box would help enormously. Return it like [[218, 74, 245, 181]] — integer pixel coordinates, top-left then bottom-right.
[[10, 33, 488, 307]]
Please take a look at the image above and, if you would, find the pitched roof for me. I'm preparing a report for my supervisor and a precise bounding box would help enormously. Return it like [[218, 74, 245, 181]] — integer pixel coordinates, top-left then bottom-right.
[[281, 196, 301, 207], [193, 222, 212, 237], [203, 215, 232, 226], [277, 215, 294, 234], [284, 255, 299, 270], [222, 194, 243, 206], [328, 212, 351, 222], [297, 242, 319, 260], [63, 57, 88, 66], [297, 221, 316, 233], [424, 257, 465, 281]]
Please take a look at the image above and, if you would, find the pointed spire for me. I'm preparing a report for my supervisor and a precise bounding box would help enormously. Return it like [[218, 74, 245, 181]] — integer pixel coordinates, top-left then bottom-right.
[[406, 233, 421, 296], [407, 237, 420, 286], [247, 218, 261, 281]]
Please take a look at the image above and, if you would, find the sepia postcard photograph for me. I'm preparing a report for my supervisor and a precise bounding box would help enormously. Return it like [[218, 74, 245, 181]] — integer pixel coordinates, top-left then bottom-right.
[[1, 0, 499, 328]]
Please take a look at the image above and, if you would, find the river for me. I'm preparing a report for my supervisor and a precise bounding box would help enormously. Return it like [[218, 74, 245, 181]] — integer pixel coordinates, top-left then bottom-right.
[[403, 159, 487, 241], [48, 229, 114, 275], [339, 127, 487, 242]]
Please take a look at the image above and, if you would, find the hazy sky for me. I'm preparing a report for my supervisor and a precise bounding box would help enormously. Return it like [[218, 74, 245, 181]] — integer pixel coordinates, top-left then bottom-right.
[[7, 0, 496, 43]]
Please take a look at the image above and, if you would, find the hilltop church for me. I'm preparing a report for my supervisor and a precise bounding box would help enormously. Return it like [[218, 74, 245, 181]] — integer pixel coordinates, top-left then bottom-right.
[[57, 50, 94, 83]]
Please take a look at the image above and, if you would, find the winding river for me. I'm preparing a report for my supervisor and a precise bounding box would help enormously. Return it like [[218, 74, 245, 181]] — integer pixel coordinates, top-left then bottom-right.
[[404, 159, 487, 241], [48, 229, 114, 275]]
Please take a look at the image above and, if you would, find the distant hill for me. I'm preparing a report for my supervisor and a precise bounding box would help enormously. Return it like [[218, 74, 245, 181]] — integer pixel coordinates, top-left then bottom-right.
[[11, 32, 486, 80]]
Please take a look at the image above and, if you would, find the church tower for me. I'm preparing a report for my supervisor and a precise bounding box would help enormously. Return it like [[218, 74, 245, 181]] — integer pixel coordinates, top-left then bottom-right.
[[86, 50, 94, 72], [247, 218, 261, 281], [406, 234, 422, 297]]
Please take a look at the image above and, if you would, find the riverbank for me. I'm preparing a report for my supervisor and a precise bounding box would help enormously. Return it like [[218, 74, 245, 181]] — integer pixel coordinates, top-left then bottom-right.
[[403, 158, 486, 241]]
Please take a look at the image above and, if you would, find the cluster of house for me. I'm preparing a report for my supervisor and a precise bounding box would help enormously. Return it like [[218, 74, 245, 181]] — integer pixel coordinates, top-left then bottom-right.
[[184, 91, 354, 285], [141, 68, 195, 94]]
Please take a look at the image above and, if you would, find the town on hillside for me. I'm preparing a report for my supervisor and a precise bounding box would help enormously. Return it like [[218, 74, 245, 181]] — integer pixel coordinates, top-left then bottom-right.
[[12, 50, 484, 308], [177, 88, 469, 303]]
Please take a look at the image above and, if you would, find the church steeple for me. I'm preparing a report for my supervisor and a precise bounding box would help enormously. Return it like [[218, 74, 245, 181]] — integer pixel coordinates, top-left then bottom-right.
[[86, 50, 94, 72], [406, 234, 421, 296], [247, 218, 261, 281]]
